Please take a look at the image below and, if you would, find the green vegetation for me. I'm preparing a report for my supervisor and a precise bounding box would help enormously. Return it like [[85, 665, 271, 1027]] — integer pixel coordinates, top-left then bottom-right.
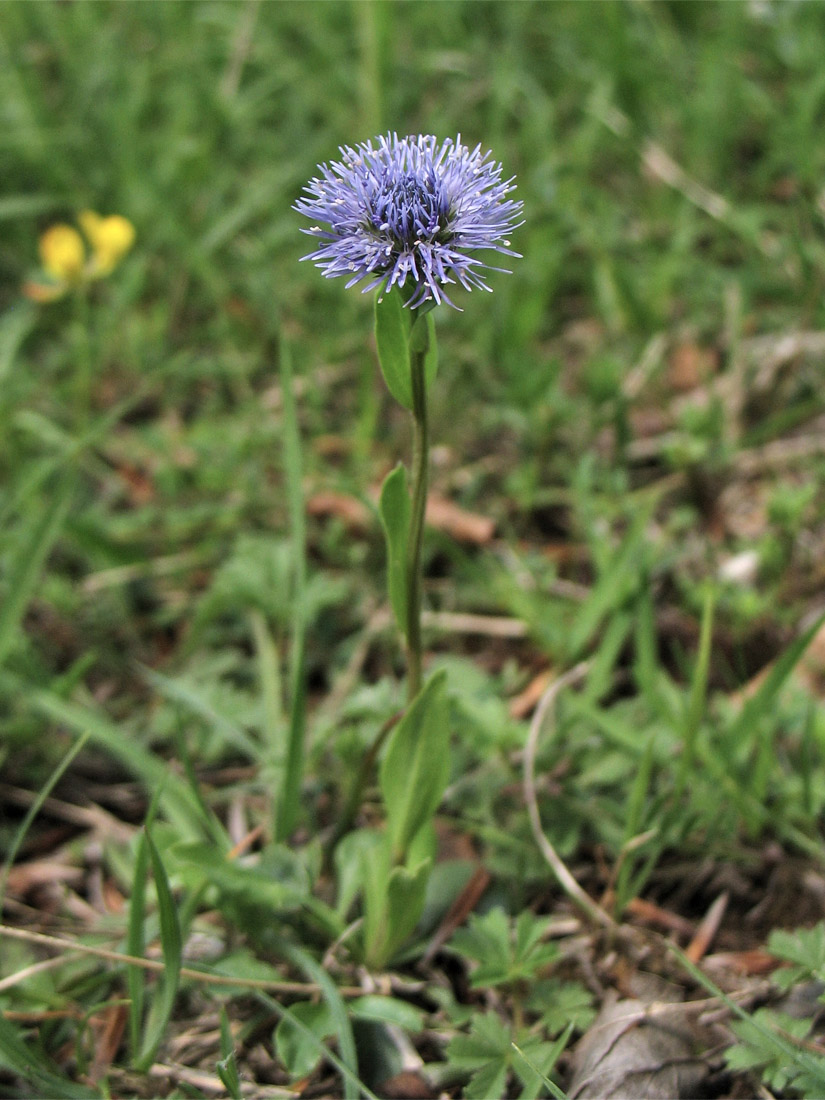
[[4, 1, 825, 1095]]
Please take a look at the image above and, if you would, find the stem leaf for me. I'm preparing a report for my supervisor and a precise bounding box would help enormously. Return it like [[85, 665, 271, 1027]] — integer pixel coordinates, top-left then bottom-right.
[[368, 856, 431, 969], [374, 287, 413, 408], [380, 670, 449, 861]]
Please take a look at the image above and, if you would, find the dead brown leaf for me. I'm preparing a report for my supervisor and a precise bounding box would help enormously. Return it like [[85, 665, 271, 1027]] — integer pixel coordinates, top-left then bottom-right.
[[307, 490, 371, 534], [378, 1070, 436, 1099], [509, 668, 554, 719], [425, 493, 495, 545], [5, 860, 84, 899], [569, 994, 707, 1099], [625, 897, 695, 938], [89, 1002, 128, 1084], [422, 866, 491, 965], [685, 892, 728, 963], [667, 341, 719, 393]]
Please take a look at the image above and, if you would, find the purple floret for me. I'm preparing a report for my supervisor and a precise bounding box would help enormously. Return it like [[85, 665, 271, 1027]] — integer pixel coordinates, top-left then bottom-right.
[[295, 133, 524, 309]]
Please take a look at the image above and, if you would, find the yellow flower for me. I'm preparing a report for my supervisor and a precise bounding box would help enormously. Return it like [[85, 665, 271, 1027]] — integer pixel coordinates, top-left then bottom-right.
[[24, 210, 136, 302], [78, 211, 136, 276], [39, 224, 86, 284]]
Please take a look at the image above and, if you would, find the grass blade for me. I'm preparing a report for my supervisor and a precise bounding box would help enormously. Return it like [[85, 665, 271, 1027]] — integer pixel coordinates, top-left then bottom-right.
[[250, 608, 285, 753], [511, 1024, 573, 1100], [0, 473, 74, 669], [275, 333, 307, 841], [216, 1006, 243, 1100], [727, 609, 825, 752], [136, 827, 183, 1070], [9, 676, 205, 838], [274, 940, 364, 1100], [127, 830, 150, 1062], [0, 729, 90, 915], [676, 586, 714, 794], [672, 944, 825, 1083], [0, 1012, 97, 1099]]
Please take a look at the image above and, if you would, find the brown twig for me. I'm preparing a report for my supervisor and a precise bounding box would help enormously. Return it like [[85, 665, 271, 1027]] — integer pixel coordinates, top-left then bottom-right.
[[0, 924, 363, 997]]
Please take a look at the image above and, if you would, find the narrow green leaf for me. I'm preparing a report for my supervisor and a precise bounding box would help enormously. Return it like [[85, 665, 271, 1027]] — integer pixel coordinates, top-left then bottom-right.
[[250, 609, 285, 745], [511, 1025, 573, 1100], [633, 587, 658, 696], [275, 1001, 334, 1080], [677, 587, 714, 791], [727, 609, 825, 756], [567, 501, 652, 659], [380, 670, 450, 861], [128, 785, 163, 1064], [127, 831, 149, 1062], [10, 676, 203, 839], [0, 1012, 96, 1099], [375, 287, 413, 408], [137, 828, 183, 1070], [379, 464, 411, 637], [277, 942, 362, 1100], [0, 473, 74, 669], [0, 304, 36, 385], [624, 734, 656, 844], [615, 732, 657, 913], [0, 729, 90, 914], [171, 720, 230, 851], [256, 991, 379, 1100], [276, 332, 308, 841], [216, 1007, 243, 1100], [585, 609, 632, 700]]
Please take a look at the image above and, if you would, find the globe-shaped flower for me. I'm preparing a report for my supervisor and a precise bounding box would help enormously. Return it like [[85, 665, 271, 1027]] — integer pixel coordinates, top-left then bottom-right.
[[295, 133, 523, 309]]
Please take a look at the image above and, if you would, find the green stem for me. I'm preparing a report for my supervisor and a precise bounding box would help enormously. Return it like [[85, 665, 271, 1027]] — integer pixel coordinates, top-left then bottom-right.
[[405, 340, 429, 701], [74, 285, 92, 434]]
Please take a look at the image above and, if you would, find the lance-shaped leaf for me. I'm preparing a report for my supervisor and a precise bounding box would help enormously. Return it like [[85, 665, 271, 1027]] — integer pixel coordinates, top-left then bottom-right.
[[137, 828, 183, 1070], [380, 670, 449, 862], [365, 857, 431, 970], [375, 287, 413, 408], [361, 823, 436, 969], [379, 464, 411, 638]]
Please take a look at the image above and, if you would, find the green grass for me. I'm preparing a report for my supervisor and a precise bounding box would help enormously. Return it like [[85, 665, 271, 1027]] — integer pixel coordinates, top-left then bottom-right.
[[4, 1, 825, 1096]]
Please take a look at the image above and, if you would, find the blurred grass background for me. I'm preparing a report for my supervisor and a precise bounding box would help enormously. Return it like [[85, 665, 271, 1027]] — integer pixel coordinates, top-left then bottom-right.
[[4, 1, 825, 1091], [3, 0, 825, 831], [3, 0, 825, 856]]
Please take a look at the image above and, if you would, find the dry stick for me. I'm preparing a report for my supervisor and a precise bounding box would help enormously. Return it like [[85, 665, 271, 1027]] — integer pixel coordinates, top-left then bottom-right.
[[420, 610, 528, 639], [522, 663, 615, 929], [0, 924, 363, 998], [0, 954, 70, 993]]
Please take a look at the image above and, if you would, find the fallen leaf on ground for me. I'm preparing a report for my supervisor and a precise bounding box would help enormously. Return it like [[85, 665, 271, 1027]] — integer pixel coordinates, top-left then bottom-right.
[[509, 668, 554, 719], [425, 493, 495, 545], [307, 490, 371, 534], [568, 994, 706, 1099]]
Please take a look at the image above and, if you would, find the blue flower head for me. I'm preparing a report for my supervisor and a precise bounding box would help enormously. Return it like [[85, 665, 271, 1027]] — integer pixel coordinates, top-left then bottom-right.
[[295, 133, 524, 309]]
